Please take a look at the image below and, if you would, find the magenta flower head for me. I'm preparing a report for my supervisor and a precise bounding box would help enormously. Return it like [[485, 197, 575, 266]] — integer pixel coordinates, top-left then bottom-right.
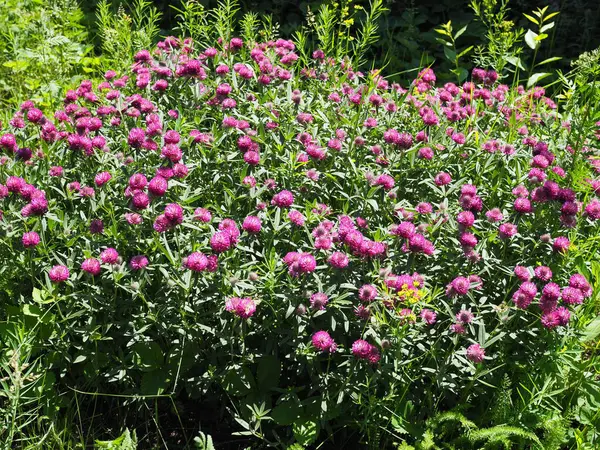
[[194, 208, 212, 223], [81, 258, 101, 276], [374, 174, 395, 190], [22, 231, 41, 248], [519, 281, 538, 299], [132, 192, 150, 210], [148, 176, 168, 196], [225, 297, 256, 319], [359, 284, 378, 302], [457, 211, 475, 228], [456, 309, 474, 324], [451, 323, 466, 334], [534, 266, 552, 281], [569, 273, 592, 298], [125, 213, 143, 225], [585, 199, 600, 220], [310, 292, 329, 310], [242, 215, 262, 233], [328, 251, 349, 269], [351, 340, 380, 363], [94, 172, 112, 187], [312, 331, 336, 353], [446, 276, 470, 297], [271, 190, 294, 208], [90, 219, 104, 234], [416, 308, 435, 325], [164, 203, 184, 224], [466, 343, 485, 363], [514, 198, 532, 213], [49, 166, 63, 177], [498, 223, 518, 239], [485, 208, 504, 223], [434, 172, 452, 186], [129, 173, 148, 190], [128, 128, 146, 148], [183, 252, 208, 272], [555, 307, 571, 326], [541, 311, 560, 329], [514, 265, 531, 281], [49, 265, 69, 283], [129, 255, 149, 271], [512, 290, 533, 309], [100, 247, 119, 265], [552, 236, 570, 253], [561, 287, 584, 305], [210, 232, 232, 253], [288, 209, 306, 226], [351, 339, 372, 358]]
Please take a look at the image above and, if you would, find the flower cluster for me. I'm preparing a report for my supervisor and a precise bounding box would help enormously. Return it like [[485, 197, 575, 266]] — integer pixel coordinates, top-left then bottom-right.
[[0, 33, 597, 414]]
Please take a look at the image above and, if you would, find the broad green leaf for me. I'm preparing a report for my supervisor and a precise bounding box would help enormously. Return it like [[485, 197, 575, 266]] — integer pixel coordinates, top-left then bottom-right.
[[141, 370, 170, 395], [524, 29, 539, 49], [256, 355, 281, 392], [222, 365, 255, 397], [443, 46, 456, 62], [540, 22, 555, 33], [581, 317, 600, 342], [131, 342, 164, 371], [506, 56, 525, 70], [527, 72, 551, 88], [271, 399, 303, 425]]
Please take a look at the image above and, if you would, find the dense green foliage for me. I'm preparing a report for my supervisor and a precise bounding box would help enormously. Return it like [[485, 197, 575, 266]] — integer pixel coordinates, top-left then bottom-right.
[[0, 0, 101, 111], [0, 1, 599, 449]]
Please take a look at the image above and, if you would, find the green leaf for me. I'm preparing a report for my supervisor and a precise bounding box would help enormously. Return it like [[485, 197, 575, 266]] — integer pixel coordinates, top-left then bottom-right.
[[454, 25, 468, 40], [131, 342, 164, 371], [527, 72, 551, 88], [451, 67, 469, 83], [193, 431, 216, 450], [581, 317, 600, 342], [540, 22, 555, 33], [443, 46, 456, 62], [524, 29, 539, 50], [293, 419, 319, 446], [506, 56, 526, 70], [73, 355, 87, 364], [536, 56, 561, 66], [141, 370, 170, 395], [222, 365, 255, 396], [523, 13, 538, 25], [95, 429, 138, 449], [256, 355, 280, 392], [23, 304, 41, 317], [458, 45, 474, 58], [271, 399, 303, 425]]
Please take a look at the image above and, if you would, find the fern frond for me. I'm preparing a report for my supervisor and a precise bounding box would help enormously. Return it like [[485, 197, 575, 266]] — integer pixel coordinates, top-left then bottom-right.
[[468, 425, 543, 449]]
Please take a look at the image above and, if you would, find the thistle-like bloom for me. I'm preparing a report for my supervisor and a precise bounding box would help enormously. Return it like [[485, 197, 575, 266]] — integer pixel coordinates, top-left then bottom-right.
[[22, 231, 40, 248], [49, 265, 69, 283], [312, 331, 336, 352], [225, 297, 256, 319], [466, 344, 485, 363]]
